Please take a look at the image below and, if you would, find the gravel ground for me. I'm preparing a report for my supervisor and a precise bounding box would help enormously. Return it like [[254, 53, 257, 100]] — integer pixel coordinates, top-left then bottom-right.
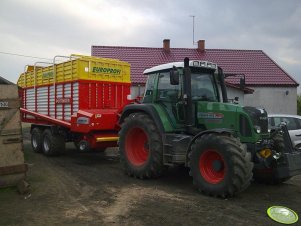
[[0, 130, 300, 226]]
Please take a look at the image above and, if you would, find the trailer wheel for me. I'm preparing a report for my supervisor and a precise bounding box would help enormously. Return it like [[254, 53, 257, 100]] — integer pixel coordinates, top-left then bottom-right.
[[42, 129, 65, 156], [189, 134, 253, 198], [74, 141, 106, 152], [31, 127, 43, 153], [74, 140, 91, 152], [119, 113, 164, 178]]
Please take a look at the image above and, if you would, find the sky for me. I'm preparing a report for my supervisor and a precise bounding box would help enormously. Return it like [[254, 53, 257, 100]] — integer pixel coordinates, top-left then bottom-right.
[[0, 0, 300, 91]]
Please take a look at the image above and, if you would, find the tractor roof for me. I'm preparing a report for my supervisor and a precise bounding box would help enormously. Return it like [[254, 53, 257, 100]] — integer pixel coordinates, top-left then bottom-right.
[[143, 60, 217, 74]]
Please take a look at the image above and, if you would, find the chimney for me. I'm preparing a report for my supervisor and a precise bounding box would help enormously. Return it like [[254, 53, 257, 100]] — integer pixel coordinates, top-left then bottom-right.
[[197, 40, 205, 51], [163, 39, 170, 52]]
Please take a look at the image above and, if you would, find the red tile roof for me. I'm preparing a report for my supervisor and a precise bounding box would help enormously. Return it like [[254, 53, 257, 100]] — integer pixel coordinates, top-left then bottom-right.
[[91, 46, 298, 87]]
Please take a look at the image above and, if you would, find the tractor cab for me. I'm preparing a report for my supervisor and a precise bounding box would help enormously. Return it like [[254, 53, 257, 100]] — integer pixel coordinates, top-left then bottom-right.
[[142, 59, 270, 144], [142, 59, 226, 130]]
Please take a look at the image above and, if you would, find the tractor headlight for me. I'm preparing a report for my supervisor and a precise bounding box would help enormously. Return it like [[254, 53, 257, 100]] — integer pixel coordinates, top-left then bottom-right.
[[189, 60, 218, 70], [254, 125, 261, 133]]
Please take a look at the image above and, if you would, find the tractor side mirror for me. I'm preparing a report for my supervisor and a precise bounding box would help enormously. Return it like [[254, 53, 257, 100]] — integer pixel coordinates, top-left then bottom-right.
[[234, 96, 239, 104], [170, 67, 179, 85]]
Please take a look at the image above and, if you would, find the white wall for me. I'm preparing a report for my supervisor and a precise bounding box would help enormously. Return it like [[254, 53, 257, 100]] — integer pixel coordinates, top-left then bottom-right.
[[131, 85, 145, 98], [244, 87, 297, 114]]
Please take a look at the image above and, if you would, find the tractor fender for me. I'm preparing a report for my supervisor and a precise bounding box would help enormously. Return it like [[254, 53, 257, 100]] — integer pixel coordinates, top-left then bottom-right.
[[186, 128, 234, 164], [119, 104, 165, 137]]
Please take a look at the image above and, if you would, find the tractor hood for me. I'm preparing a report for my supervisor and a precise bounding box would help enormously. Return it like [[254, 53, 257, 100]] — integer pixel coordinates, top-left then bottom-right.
[[242, 106, 268, 134], [195, 102, 268, 142], [196, 102, 242, 131]]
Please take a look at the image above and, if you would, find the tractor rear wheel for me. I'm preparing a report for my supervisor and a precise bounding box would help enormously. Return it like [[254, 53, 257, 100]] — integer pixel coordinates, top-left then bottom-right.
[[119, 113, 164, 178], [31, 127, 43, 153], [42, 129, 65, 156], [189, 133, 253, 198]]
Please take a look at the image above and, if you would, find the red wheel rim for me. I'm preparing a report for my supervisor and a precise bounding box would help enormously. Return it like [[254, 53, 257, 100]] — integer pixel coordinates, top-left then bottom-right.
[[199, 149, 225, 184], [125, 127, 149, 166]]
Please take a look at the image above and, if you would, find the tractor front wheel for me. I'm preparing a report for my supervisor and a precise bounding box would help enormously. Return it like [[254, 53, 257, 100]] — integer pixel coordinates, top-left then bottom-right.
[[119, 113, 164, 178], [189, 134, 253, 198]]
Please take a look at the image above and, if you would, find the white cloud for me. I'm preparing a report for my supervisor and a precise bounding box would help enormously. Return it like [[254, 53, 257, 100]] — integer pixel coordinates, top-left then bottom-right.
[[0, 0, 300, 88]]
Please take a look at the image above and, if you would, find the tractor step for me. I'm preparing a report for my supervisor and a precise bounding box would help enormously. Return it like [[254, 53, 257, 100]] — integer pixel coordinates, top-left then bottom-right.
[[163, 134, 192, 165]]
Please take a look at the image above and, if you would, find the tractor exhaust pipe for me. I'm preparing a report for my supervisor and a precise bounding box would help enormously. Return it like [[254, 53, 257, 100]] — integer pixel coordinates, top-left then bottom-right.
[[218, 67, 228, 103], [183, 57, 194, 132]]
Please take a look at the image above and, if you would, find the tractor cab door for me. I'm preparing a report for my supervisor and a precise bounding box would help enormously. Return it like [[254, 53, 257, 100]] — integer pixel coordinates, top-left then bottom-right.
[[156, 72, 185, 127]]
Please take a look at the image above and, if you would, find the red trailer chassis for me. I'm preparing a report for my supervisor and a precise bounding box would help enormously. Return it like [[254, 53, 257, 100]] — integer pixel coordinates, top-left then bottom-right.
[[17, 55, 132, 155]]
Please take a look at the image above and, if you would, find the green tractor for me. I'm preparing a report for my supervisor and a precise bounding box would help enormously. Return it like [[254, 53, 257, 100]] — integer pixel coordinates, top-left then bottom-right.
[[118, 58, 301, 197]]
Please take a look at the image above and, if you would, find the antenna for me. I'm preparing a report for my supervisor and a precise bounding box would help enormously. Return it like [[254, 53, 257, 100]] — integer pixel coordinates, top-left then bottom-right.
[[189, 15, 197, 46]]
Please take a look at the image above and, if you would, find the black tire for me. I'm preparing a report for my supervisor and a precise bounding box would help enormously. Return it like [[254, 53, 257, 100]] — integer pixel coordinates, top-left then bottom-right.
[[253, 133, 291, 184], [74, 141, 106, 152], [295, 143, 301, 150], [74, 140, 90, 152], [189, 134, 253, 198], [119, 113, 164, 179], [42, 129, 65, 156], [31, 127, 43, 153]]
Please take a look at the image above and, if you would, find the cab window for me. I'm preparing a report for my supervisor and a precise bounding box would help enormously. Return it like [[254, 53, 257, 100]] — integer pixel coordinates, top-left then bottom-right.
[[157, 72, 179, 102], [143, 74, 156, 103], [191, 73, 218, 102]]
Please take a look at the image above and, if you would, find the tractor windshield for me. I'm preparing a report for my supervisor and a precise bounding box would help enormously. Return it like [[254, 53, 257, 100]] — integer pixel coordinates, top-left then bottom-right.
[[191, 73, 219, 102]]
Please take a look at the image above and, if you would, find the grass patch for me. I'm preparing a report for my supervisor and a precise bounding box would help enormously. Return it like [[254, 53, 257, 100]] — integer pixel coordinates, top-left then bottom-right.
[[23, 149, 31, 162], [23, 144, 36, 162], [0, 186, 16, 193]]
